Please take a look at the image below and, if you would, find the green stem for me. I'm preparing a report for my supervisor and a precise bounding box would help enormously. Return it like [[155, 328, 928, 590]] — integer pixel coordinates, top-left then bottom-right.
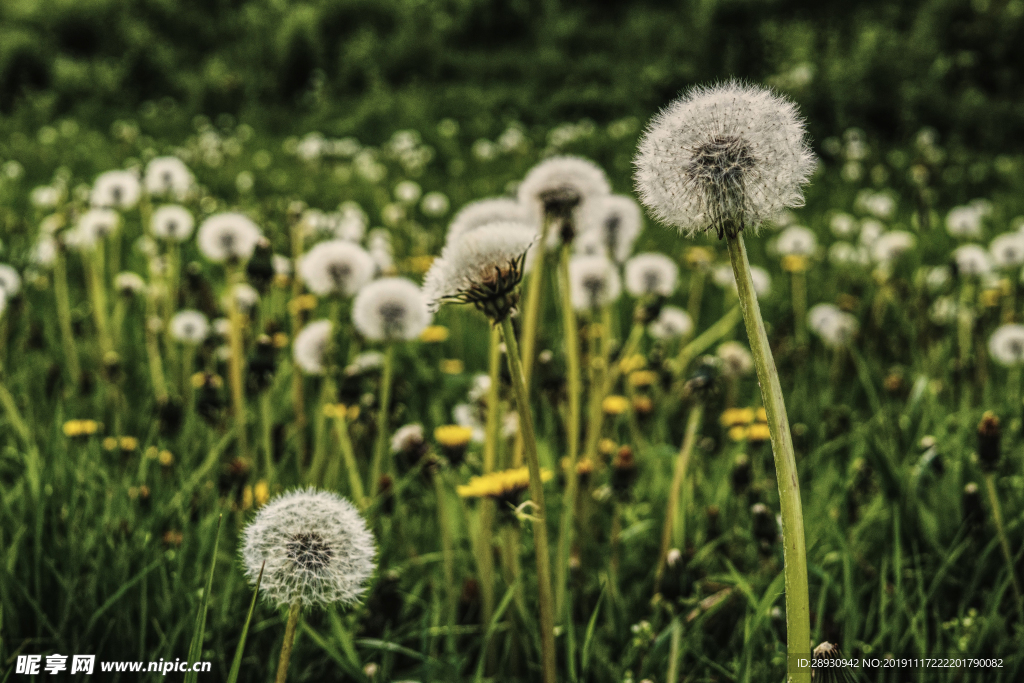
[[261, 392, 275, 483], [435, 471, 458, 653], [145, 292, 169, 405], [479, 325, 501, 633], [655, 404, 702, 592], [687, 269, 706, 329], [53, 253, 81, 388], [334, 414, 367, 509], [274, 600, 302, 683], [369, 344, 395, 498], [226, 266, 248, 460], [554, 245, 582, 622], [85, 242, 113, 357], [958, 282, 975, 417], [727, 233, 810, 682], [984, 473, 1024, 621], [672, 305, 743, 376], [499, 316, 557, 683], [666, 615, 683, 683]]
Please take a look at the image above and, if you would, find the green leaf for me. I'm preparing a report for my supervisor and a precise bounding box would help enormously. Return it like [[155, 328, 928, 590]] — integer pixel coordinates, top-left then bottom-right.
[[226, 560, 263, 683]]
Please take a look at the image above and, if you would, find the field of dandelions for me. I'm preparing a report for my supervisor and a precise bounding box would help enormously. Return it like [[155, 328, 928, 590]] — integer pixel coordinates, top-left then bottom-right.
[[3, 89, 1024, 683]]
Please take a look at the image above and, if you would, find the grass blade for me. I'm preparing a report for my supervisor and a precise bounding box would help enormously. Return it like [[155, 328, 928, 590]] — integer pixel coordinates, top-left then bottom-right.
[[185, 514, 223, 683], [226, 560, 264, 683]]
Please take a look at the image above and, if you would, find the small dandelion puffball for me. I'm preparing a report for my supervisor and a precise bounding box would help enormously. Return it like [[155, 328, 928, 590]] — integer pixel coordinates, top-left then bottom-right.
[[517, 155, 611, 229], [808, 305, 858, 348], [224, 283, 260, 313], [241, 488, 376, 608], [829, 242, 869, 268], [352, 277, 432, 342], [807, 303, 841, 333], [945, 206, 984, 239], [197, 213, 262, 263], [90, 170, 141, 210], [858, 219, 884, 246], [422, 222, 536, 319], [774, 225, 817, 257], [712, 263, 771, 297], [829, 213, 859, 238], [299, 240, 375, 297], [446, 198, 535, 245], [568, 254, 622, 311], [624, 253, 678, 297], [648, 305, 693, 340], [391, 423, 425, 454], [870, 231, 916, 264], [578, 194, 643, 262], [421, 191, 450, 217], [717, 341, 754, 377], [989, 232, 1024, 269], [952, 244, 993, 277], [71, 209, 121, 249], [634, 81, 815, 239], [114, 271, 145, 296], [170, 310, 210, 344], [989, 324, 1024, 367], [293, 320, 333, 375], [144, 157, 194, 200], [151, 205, 195, 242], [0, 264, 21, 297]]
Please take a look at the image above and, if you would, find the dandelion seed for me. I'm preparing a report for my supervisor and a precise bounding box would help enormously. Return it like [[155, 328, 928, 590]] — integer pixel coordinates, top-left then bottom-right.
[[151, 205, 195, 242], [648, 305, 693, 340], [624, 253, 678, 298], [241, 488, 376, 608], [293, 320, 333, 375], [989, 324, 1024, 367], [568, 254, 622, 311], [197, 213, 262, 263], [352, 277, 432, 342], [634, 81, 815, 239], [90, 170, 141, 210], [298, 240, 375, 297], [170, 310, 210, 344], [578, 194, 642, 262], [144, 157, 194, 200]]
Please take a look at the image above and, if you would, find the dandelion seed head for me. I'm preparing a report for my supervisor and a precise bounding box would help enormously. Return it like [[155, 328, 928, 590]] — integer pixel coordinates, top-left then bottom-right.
[[808, 304, 858, 348], [946, 205, 984, 239], [989, 324, 1024, 367], [829, 212, 859, 238], [712, 263, 771, 297], [717, 341, 753, 377], [774, 225, 817, 257], [634, 81, 815, 238], [144, 157, 194, 200], [989, 232, 1024, 269], [390, 423, 425, 454], [568, 254, 622, 311], [0, 264, 21, 297], [952, 244, 993, 277], [69, 209, 121, 249], [113, 271, 145, 296], [170, 310, 210, 344], [197, 213, 262, 263], [352, 277, 432, 341], [828, 242, 869, 268], [648, 305, 693, 340], [151, 205, 195, 242], [241, 488, 376, 608], [624, 253, 678, 297], [870, 231, 916, 264], [298, 240, 375, 297], [517, 155, 610, 228], [446, 198, 535, 245], [293, 320, 333, 375], [578, 194, 642, 262], [90, 170, 141, 210], [225, 283, 260, 312]]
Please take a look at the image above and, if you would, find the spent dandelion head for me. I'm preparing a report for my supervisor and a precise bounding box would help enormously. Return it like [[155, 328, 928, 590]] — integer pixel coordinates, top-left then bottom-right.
[[518, 155, 610, 242], [293, 320, 333, 375], [151, 205, 195, 242], [69, 208, 121, 249], [298, 239, 375, 297], [170, 310, 210, 344], [579, 194, 642, 262], [241, 488, 376, 608], [952, 244, 993, 278], [634, 81, 815, 239], [988, 324, 1024, 367], [352, 277, 432, 342], [422, 222, 536, 321], [989, 232, 1024, 269], [870, 231, 916, 265], [144, 157, 194, 200], [0, 264, 22, 298], [90, 170, 141, 210], [648, 305, 693, 340], [113, 271, 145, 296], [774, 225, 817, 257], [717, 341, 753, 377], [624, 253, 679, 298], [446, 197, 535, 245], [568, 254, 622, 311], [197, 213, 262, 263]]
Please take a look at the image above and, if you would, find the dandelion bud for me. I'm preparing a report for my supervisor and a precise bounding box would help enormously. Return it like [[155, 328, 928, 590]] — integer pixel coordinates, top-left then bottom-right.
[[246, 237, 275, 292], [611, 446, 638, 498], [706, 504, 721, 540], [247, 335, 277, 393], [377, 475, 395, 515], [977, 411, 1001, 473]]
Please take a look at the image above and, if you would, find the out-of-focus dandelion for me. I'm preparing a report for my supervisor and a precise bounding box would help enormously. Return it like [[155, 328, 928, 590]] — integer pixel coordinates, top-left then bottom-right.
[[649, 306, 693, 340], [446, 198, 535, 245], [150, 205, 195, 242], [298, 240, 374, 297], [568, 254, 621, 311], [197, 213, 262, 263], [293, 320, 333, 375], [170, 310, 210, 344], [624, 253, 678, 298], [946, 205, 984, 239], [579, 194, 642, 262], [90, 170, 141, 210], [144, 157, 194, 200]]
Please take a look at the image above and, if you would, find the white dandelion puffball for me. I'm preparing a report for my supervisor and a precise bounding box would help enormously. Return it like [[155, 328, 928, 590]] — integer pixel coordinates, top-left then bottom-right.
[[299, 240, 375, 297], [578, 194, 643, 262], [573, 228, 609, 258], [517, 155, 611, 226], [335, 203, 368, 242], [828, 242, 869, 268], [858, 219, 884, 246], [453, 403, 486, 444], [151, 205, 195, 242], [0, 264, 21, 297], [924, 266, 951, 293], [293, 320, 333, 375], [952, 244, 993, 277], [225, 283, 260, 312], [446, 198, 535, 245], [394, 180, 422, 204], [808, 305, 858, 348], [870, 231, 916, 264], [391, 423, 425, 454], [421, 191, 450, 217], [930, 296, 957, 325], [30, 185, 63, 210], [273, 254, 293, 276], [808, 303, 841, 333], [352, 277, 432, 342], [345, 350, 384, 377], [72, 208, 121, 248], [144, 157, 194, 200], [829, 213, 859, 238], [990, 232, 1024, 269], [634, 81, 815, 238], [774, 225, 817, 257], [32, 237, 58, 268], [422, 222, 537, 315], [648, 306, 693, 340], [624, 253, 678, 297], [197, 213, 262, 263], [467, 373, 492, 403], [568, 254, 622, 311], [945, 206, 984, 239], [170, 310, 210, 344], [90, 170, 141, 210], [712, 263, 771, 297], [241, 488, 376, 608], [114, 271, 145, 295], [861, 192, 896, 220], [989, 324, 1024, 367], [717, 341, 754, 377]]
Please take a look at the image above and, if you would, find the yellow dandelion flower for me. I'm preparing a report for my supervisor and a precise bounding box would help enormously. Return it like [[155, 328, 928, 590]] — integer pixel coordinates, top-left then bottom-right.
[[420, 325, 450, 343], [440, 359, 464, 374], [159, 450, 174, 466], [102, 436, 118, 451], [254, 480, 270, 506], [272, 332, 289, 348], [629, 370, 658, 388], [781, 254, 809, 273], [191, 372, 207, 388], [748, 424, 771, 442], [241, 486, 254, 510], [720, 407, 755, 427], [617, 354, 647, 375], [576, 458, 595, 475], [979, 288, 1001, 308], [406, 255, 435, 275], [145, 445, 160, 459], [119, 436, 139, 452], [347, 405, 360, 421], [683, 246, 713, 269], [81, 420, 100, 435], [288, 294, 318, 315], [435, 424, 474, 448], [602, 395, 630, 416], [633, 395, 654, 415], [456, 466, 553, 499], [728, 425, 749, 442], [599, 438, 617, 456], [323, 403, 346, 419]]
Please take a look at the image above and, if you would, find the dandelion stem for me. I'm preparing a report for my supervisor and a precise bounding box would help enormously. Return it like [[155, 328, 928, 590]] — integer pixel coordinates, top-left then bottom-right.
[[673, 305, 742, 375], [145, 291, 170, 405], [434, 470, 458, 653], [369, 344, 395, 499], [666, 615, 683, 683], [727, 233, 810, 682], [687, 268, 706, 328], [290, 219, 307, 465], [53, 252, 81, 388], [334, 413, 367, 509], [274, 600, 302, 683], [555, 244, 582, 623], [479, 325, 501, 635], [85, 242, 113, 357], [226, 265, 249, 460], [655, 404, 702, 593], [983, 473, 1024, 621], [499, 316, 557, 683], [260, 392, 275, 482]]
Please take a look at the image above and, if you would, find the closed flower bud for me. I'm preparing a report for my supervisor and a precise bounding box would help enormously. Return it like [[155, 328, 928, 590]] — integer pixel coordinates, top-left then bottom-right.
[[977, 411, 1001, 473]]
